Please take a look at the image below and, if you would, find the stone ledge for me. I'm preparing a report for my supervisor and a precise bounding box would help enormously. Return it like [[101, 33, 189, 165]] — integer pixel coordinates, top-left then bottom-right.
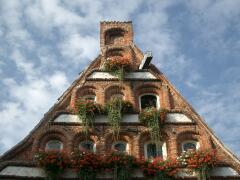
[[53, 113, 194, 124], [0, 166, 239, 178], [87, 71, 157, 80]]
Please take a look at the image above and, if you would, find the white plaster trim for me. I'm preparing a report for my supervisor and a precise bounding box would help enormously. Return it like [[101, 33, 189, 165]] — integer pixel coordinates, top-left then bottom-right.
[[0, 166, 238, 178], [54, 114, 194, 124], [88, 72, 156, 79], [54, 114, 139, 123], [210, 167, 239, 176], [167, 113, 193, 123]]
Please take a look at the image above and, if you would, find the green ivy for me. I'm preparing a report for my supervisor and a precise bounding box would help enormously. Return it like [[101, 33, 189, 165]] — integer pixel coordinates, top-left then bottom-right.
[[76, 100, 102, 137], [139, 107, 167, 142], [105, 98, 133, 140], [106, 98, 123, 140], [196, 165, 209, 180]]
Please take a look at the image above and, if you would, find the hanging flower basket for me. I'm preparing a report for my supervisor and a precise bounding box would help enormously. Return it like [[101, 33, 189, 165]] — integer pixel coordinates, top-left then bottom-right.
[[103, 56, 131, 80], [71, 149, 102, 180], [35, 151, 69, 180], [178, 149, 217, 180], [141, 157, 179, 179], [103, 152, 139, 180]]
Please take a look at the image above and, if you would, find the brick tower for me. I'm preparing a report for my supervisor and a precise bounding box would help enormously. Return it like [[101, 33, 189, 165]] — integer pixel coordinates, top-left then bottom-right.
[[0, 21, 240, 179]]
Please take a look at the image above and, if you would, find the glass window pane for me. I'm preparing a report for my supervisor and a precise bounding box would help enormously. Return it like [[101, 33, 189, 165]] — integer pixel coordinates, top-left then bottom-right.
[[114, 142, 126, 152], [147, 143, 157, 158], [80, 141, 94, 152], [141, 95, 157, 109], [183, 142, 196, 152], [147, 143, 163, 159], [46, 140, 62, 151]]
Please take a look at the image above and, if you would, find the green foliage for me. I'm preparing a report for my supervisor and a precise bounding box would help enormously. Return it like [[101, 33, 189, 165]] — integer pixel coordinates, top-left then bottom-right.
[[106, 98, 122, 140], [197, 165, 209, 180], [103, 57, 131, 81], [139, 107, 167, 142], [75, 99, 103, 137], [71, 149, 102, 180], [35, 151, 68, 180], [105, 98, 133, 140], [104, 152, 138, 180]]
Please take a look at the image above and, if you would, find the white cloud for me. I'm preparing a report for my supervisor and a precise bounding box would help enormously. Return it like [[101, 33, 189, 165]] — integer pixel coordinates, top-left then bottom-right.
[[25, 0, 83, 33], [192, 71, 240, 157], [0, 71, 69, 152], [58, 34, 99, 65], [184, 0, 240, 57]]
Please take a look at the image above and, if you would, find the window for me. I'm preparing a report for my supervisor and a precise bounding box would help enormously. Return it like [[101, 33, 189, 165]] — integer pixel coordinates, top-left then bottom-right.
[[111, 94, 124, 100], [105, 29, 125, 45], [79, 141, 95, 153], [45, 140, 63, 151], [144, 142, 167, 160], [112, 141, 128, 153], [182, 141, 199, 152], [84, 95, 96, 102], [140, 94, 159, 110]]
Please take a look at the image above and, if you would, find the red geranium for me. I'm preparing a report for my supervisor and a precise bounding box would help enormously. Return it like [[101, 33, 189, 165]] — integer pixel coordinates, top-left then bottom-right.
[[141, 157, 179, 178], [71, 149, 102, 179], [35, 150, 69, 179]]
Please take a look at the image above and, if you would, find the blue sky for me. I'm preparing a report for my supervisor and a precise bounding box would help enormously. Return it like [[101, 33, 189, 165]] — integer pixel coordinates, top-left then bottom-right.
[[0, 0, 240, 157]]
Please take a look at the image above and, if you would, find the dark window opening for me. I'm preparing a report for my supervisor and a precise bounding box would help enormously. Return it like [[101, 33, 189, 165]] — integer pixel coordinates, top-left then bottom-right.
[[105, 29, 125, 45], [147, 143, 162, 159], [113, 142, 127, 152], [141, 95, 157, 109], [183, 142, 197, 152], [80, 141, 94, 152]]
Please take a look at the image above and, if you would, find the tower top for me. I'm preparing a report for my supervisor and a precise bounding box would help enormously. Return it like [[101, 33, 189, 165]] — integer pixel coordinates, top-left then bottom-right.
[[100, 21, 133, 50]]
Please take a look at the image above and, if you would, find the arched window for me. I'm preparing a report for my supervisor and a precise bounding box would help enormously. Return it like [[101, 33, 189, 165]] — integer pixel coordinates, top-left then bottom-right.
[[144, 142, 167, 160], [105, 28, 125, 45], [45, 140, 63, 151], [79, 140, 95, 153], [182, 140, 199, 152], [140, 94, 159, 110], [112, 141, 128, 153]]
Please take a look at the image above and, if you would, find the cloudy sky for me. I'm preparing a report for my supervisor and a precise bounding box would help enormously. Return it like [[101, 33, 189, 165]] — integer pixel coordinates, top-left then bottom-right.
[[0, 0, 240, 157]]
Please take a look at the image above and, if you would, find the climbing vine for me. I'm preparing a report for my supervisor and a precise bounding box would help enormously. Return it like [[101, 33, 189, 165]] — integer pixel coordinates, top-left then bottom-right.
[[105, 98, 133, 140], [139, 107, 168, 142], [75, 99, 103, 137]]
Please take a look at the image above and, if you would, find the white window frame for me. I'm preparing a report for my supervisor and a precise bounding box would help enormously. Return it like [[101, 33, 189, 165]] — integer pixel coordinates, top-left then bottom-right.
[[84, 95, 96, 102], [112, 141, 129, 153], [45, 140, 63, 151], [139, 93, 160, 110], [181, 140, 200, 152], [79, 140, 96, 153], [144, 141, 167, 160]]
